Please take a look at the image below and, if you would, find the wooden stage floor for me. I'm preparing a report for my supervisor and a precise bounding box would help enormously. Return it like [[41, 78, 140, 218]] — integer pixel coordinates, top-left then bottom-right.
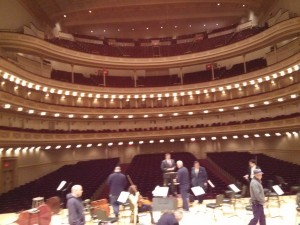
[[1, 195, 299, 225]]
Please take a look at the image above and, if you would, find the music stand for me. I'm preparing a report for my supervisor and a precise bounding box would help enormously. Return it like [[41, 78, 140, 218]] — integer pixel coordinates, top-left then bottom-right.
[[228, 184, 241, 193], [152, 186, 169, 198], [269, 185, 284, 219], [117, 191, 130, 204]]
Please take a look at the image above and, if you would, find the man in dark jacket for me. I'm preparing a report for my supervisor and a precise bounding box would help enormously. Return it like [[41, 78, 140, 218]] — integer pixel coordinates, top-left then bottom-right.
[[176, 160, 190, 211], [244, 159, 260, 182], [156, 210, 183, 225], [107, 166, 127, 218], [66, 184, 85, 225], [161, 153, 176, 195], [191, 161, 208, 204]]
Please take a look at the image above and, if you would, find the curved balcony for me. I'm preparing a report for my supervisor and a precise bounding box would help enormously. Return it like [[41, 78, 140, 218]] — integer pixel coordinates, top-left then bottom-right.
[[0, 18, 300, 69]]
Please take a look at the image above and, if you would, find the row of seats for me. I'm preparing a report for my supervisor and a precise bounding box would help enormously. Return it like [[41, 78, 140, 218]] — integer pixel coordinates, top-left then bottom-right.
[[1, 112, 298, 134], [48, 27, 264, 58], [0, 158, 119, 214], [207, 151, 300, 192], [50, 58, 267, 87]]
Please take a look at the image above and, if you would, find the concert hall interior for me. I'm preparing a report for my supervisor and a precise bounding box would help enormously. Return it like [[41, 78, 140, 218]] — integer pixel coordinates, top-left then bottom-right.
[[0, 0, 300, 224]]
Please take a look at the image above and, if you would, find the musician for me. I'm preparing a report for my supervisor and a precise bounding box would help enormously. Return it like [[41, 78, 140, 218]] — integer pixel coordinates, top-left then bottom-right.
[[156, 209, 183, 225], [107, 166, 127, 218], [128, 185, 155, 224], [244, 159, 260, 182], [176, 160, 190, 211], [161, 153, 176, 194], [191, 161, 208, 204], [66, 184, 85, 225]]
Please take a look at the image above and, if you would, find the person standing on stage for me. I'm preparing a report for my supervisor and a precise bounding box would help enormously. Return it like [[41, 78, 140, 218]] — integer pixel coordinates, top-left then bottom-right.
[[107, 166, 127, 218], [176, 160, 190, 211], [248, 169, 266, 225], [191, 161, 208, 204], [156, 210, 183, 225], [66, 184, 85, 225], [244, 159, 260, 182], [161, 153, 176, 194]]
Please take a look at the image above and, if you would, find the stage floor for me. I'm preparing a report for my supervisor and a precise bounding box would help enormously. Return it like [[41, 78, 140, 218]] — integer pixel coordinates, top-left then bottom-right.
[[1, 195, 299, 225]]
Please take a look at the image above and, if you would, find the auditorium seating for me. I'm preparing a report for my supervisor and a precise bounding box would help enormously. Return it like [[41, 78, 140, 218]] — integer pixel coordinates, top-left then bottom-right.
[[0, 112, 298, 134], [47, 26, 265, 58], [207, 152, 300, 193], [49, 56, 267, 87], [126, 152, 228, 199], [0, 158, 119, 214]]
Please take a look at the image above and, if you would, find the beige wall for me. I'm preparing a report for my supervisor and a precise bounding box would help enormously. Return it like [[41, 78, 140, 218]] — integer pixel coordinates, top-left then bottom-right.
[[1, 134, 299, 194]]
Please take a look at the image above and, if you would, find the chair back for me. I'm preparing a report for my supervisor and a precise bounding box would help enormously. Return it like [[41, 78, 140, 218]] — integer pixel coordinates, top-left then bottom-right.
[[215, 194, 224, 206], [241, 185, 247, 197]]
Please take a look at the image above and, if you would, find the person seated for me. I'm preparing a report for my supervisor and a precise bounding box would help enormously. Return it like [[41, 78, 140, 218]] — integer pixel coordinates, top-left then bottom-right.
[[128, 185, 155, 224]]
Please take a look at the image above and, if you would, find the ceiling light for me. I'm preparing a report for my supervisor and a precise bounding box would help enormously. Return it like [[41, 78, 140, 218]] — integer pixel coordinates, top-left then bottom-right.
[[173, 113, 179, 116], [129, 141, 134, 145], [128, 115, 133, 118], [66, 145, 71, 149], [233, 106, 239, 110], [90, 30, 93, 33], [103, 30, 106, 32], [97, 143, 102, 146], [272, 73, 278, 78], [211, 137, 217, 140], [203, 24, 206, 27], [144, 115, 148, 118], [203, 110, 209, 113], [113, 115, 118, 119], [291, 94, 297, 98], [159, 140, 164, 143], [242, 4, 246, 7], [265, 76, 270, 81], [149, 140, 154, 143], [98, 115, 103, 119], [242, 82, 247, 86], [83, 115, 89, 118], [195, 90, 200, 94], [158, 114, 163, 117], [293, 65, 299, 70], [216, 23, 219, 26], [63, 14, 67, 18], [89, 10, 92, 13], [275, 133, 281, 136], [264, 101, 270, 105], [50, 88, 55, 93], [117, 29, 120, 31], [45, 146, 51, 150], [201, 137, 206, 141], [4, 104, 11, 109], [257, 78, 263, 83], [189, 25, 192, 27], [254, 134, 260, 138], [139, 141, 144, 144], [132, 28, 135, 31], [265, 133, 271, 137], [217, 3, 220, 6], [277, 98, 284, 102], [160, 26, 163, 29], [28, 109, 34, 114], [170, 139, 175, 142], [249, 104, 255, 108], [108, 142, 113, 146], [54, 113, 60, 117], [17, 107, 23, 111], [243, 135, 249, 138], [233, 135, 238, 139], [180, 138, 185, 142], [280, 71, 285, 76], [146, 27, 149, 30], [222, 136, 227, 140], [188, 112, 193, 115], [118, 142, 123, 146], [55, 145, 61, 149], [218, 108, 224, 112], [40, 112, 46, 116], [68, 114, 74, 118], [86, 144, 92, 147], [190, 138, 195, 142]]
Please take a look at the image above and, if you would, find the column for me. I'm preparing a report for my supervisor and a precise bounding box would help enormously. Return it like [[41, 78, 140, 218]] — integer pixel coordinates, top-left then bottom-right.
[[71, 64, 74, 83], [211, 63, 215, 80], [243, 54, 247, 73]]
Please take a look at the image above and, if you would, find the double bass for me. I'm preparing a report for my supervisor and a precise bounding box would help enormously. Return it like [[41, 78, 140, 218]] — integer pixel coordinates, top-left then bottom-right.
[[127, 175, 152, 207]]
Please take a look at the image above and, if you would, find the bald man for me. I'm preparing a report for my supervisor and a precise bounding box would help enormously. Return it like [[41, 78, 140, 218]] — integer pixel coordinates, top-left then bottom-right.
[[176, 160, 190, 211], [66, 185, 85, 225]]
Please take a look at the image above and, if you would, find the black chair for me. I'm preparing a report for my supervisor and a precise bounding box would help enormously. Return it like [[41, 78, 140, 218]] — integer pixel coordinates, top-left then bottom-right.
[[206, 194, 224, 220]]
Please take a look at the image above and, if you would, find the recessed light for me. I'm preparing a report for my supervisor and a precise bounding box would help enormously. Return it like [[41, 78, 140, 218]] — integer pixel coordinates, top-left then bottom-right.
[[113, 115, 118, 119], [158, 114, 163, 117], [89, 10, 92, 13], [173, 113, 179, 116], [275, 133, 281, 136], [243, 135, 249, 138], [68, 114, 74, 118], [28, 109, 34, 114], [54, 113, 60, 117], [291, 94, 297, 99], [4, 104, 11, 109], [180, 138, 185, 142], [217, 3, 220, 6], [170, 139, 175, 142], [201, 137, 206, 141], [254, 134, 260, 138], [190, 138, 195, 141], [144, 115, 148, 118], [146, 27, 149, 30], [139, 141, 144, 144], [234, 106, 239, 110], [132, 28, 135, 31], [117, 29, 120, 31], [90, 30, 93, 33], [63, 14, 67, 18], [188, 112, 193, 115], [189, 25, 192, 27], [160, 26, 163, 29]]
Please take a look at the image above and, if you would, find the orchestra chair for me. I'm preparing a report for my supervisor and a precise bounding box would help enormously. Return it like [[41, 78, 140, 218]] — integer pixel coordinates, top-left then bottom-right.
[[91, 199, 110, 216], [206, 194, 224, 220], [234, 185, 248, 208], [45, 196, 61, 214], [265, 180, 280, 207]]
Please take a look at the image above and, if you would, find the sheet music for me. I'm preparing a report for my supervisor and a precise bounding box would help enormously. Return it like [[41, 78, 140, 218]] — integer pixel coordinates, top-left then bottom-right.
[[207, 180, 215, 188], [56, 181, 66, 191], [152, 186, 169, 197], [272, 185, 284, 195], [228, 184, 241, 193], [191, 186, 205, 196], [117, 191, 130, 203]]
